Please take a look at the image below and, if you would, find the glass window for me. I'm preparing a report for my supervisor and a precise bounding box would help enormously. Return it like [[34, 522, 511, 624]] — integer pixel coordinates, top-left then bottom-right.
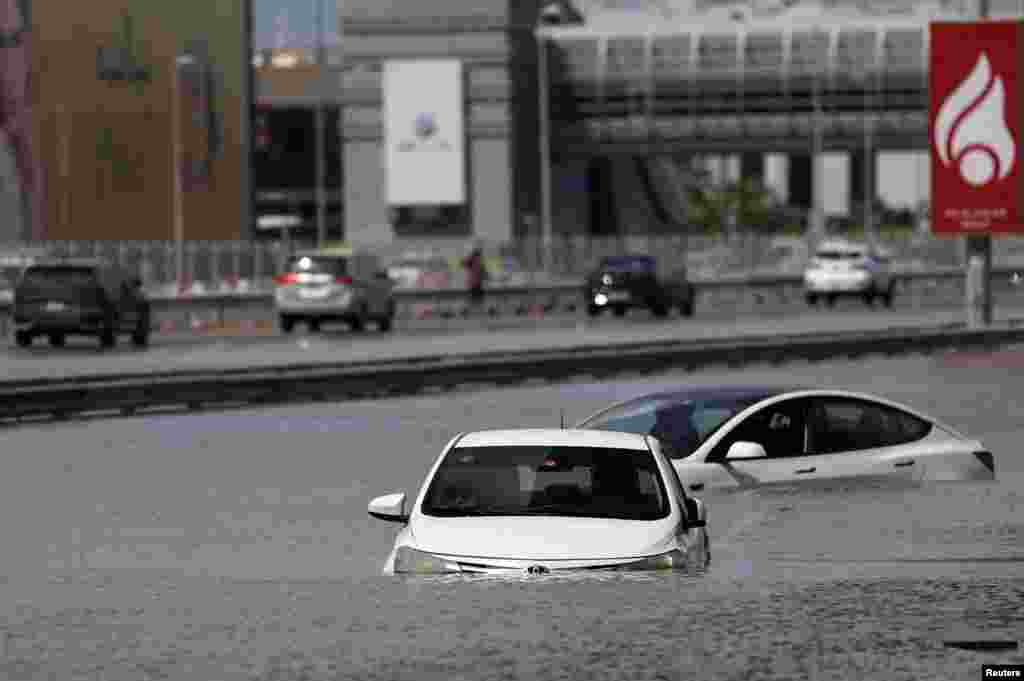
[[708, 398, 810, 461], [18, 267, 102, 300], [815, 250, 864, 260], [583, 399, 669, 437], [421, 446, 669, 520], [581, 396, 763, 459], [600, 256, 657, 273], [807, 399, 932, 454], [286, 256, 349, 276]]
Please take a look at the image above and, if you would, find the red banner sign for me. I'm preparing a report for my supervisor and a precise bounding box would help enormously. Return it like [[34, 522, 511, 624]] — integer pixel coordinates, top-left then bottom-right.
[[931, 21, 1023, 235]]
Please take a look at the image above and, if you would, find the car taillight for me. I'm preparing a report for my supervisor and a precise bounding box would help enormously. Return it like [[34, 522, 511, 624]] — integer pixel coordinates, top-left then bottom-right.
[[274, 273, 300, 285], [335, 275, 353, 285]]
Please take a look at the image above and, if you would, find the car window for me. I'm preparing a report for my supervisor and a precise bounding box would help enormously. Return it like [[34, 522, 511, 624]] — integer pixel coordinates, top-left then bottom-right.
[[18, 267, 102, 299], [815, 250, 863, 260], [582, 400, 669, 438], [708, 398, 810, 461], [581, 397, 762, 459], [286, 255, 349, 276], [600, 256, 656, 274], [806, 398, 933, 455], [421, 445, 669, 520]]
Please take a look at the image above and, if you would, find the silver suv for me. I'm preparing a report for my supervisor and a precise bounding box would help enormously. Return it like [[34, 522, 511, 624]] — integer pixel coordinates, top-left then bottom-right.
[[274, 247, 396, 333]]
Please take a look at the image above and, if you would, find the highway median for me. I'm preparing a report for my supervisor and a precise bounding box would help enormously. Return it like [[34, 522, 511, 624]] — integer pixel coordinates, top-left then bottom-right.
[[1, 319, 1023, 425]]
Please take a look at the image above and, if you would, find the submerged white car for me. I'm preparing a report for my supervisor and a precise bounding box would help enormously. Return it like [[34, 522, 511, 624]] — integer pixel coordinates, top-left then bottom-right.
[[577, 386, 995, 493], [367, 429, 710, 575]]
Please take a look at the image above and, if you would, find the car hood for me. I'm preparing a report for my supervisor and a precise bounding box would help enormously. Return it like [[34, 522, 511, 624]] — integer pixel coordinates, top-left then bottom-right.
[[409, 515, 680, 561]]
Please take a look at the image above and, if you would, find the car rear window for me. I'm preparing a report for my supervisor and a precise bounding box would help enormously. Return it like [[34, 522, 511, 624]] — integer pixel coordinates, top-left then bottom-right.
[[815, 250, 864, 260], [19, 267, 101, 295], [286, 255, 349, 276], [421, 445, 669, 520], [600, 256, 656, 273]]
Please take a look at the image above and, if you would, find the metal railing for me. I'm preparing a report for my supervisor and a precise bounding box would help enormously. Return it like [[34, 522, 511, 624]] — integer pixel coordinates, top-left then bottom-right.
[[2, 233, 1023, 295]]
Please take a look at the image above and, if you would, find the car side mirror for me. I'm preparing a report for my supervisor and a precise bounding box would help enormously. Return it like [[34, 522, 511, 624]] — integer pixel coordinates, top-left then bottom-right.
[[368, 492, 408, 523], [374, 270, 390, 280], [725, 441, 767, 461], [683, 497, 707, 529]]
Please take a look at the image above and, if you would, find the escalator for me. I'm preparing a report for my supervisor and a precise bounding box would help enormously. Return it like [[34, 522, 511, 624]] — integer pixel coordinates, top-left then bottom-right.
[[645, 156, 693, 225]]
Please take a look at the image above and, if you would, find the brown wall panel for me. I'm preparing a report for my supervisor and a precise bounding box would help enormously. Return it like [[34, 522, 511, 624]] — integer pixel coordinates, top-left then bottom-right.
[[21, 0, 249, 241]]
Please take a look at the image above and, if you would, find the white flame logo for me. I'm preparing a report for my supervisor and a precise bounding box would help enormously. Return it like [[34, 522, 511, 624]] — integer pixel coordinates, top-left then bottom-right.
[[934, 53, 1016, 187]]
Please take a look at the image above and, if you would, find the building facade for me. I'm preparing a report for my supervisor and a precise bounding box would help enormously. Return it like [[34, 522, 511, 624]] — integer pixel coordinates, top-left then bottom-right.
[[1, 0, 252, 242]]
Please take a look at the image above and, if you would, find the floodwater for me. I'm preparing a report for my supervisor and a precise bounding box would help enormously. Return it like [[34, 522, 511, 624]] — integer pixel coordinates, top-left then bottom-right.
[[0, 350, 1022, 679]]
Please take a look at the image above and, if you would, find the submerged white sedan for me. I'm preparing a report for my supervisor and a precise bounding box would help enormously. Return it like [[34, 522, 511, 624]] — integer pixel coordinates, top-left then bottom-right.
[[367, 429, 711, 575], [577, 386, 996, 493]]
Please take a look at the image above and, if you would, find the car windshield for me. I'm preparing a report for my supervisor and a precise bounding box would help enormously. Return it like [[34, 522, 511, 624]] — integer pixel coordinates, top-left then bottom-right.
[[421, 445, 669, 520], [600, 256, 655, 274], [18, 267, 101, 298], [816, 250, 864, 260], [286, 255, 349, 276], [578, 396, 766, 458]]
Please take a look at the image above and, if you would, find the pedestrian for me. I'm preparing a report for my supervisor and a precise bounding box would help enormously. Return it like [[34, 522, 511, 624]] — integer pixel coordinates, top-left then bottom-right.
[[462, 242, 488, 316]]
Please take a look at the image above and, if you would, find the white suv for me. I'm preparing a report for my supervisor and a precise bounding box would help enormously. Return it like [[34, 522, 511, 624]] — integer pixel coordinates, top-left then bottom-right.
[[274, 247, 396, 333], [803, 240, 894, 307]]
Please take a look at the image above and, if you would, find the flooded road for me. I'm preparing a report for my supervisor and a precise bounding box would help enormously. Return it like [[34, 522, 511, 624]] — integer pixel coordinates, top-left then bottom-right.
[[0, 349, 1022, 679]]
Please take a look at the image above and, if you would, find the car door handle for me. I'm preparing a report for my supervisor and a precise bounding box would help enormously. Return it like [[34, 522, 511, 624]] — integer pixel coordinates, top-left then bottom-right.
[[689, 483, 704, 491], [893, 460, 915, 468], [794, 467, 816, 475]]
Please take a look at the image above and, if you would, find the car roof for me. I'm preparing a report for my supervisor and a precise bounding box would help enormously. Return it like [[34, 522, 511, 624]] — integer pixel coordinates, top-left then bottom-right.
[[815, 240, 868, 253], [292, 250, 352, 259], [601, 254, 655, 263], [620, 384, 804, 407], [456, 428, 652, 450], [577, 385, 804, 424]]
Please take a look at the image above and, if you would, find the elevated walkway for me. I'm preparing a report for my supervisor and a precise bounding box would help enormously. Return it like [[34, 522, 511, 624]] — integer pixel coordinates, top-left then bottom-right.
[[539, 1, 968, 152]]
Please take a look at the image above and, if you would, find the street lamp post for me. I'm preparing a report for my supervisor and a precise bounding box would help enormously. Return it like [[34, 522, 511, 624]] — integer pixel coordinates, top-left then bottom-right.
[[863, 68, 874, 248], [810, 54, 825, 241], [172, 53, 195, 291], [314, 0, 327, 248], [537, 27, 553, 274]]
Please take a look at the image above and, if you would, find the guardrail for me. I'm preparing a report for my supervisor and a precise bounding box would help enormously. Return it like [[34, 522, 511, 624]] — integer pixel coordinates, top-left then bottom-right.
[[1, 320, 1022, 424], [1, 266, 1021, 335]]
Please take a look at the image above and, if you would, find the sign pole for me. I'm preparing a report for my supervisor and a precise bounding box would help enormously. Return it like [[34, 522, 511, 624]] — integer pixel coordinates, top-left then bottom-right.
[[966, 0, 994, 326], [172, 54, 186, 291]]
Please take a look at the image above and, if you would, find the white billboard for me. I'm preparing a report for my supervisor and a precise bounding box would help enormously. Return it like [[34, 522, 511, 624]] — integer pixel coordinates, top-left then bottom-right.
[[383, 59, 466, 205]]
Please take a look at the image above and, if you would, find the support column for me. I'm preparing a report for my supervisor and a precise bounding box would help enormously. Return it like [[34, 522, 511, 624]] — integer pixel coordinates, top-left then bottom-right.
[[787, 153, 812, 210], [849, 150, 877, 234], [740, 152, 765, 187]]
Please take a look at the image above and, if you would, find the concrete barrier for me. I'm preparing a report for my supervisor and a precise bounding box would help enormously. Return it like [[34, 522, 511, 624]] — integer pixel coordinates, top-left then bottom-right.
[[1, 318, 1023, 424]]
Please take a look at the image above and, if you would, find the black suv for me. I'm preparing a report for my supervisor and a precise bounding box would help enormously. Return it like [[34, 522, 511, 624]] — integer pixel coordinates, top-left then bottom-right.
[[12, 259, 151, 348], [584, 255, 694, 318]]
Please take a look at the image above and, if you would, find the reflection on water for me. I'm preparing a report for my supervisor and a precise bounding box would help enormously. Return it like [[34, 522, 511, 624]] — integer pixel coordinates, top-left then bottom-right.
[[1, 478, 1021, 680]]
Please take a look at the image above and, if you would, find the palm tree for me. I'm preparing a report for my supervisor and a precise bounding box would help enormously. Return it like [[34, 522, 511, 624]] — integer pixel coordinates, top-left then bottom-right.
[[687, 178, 782, 238]]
